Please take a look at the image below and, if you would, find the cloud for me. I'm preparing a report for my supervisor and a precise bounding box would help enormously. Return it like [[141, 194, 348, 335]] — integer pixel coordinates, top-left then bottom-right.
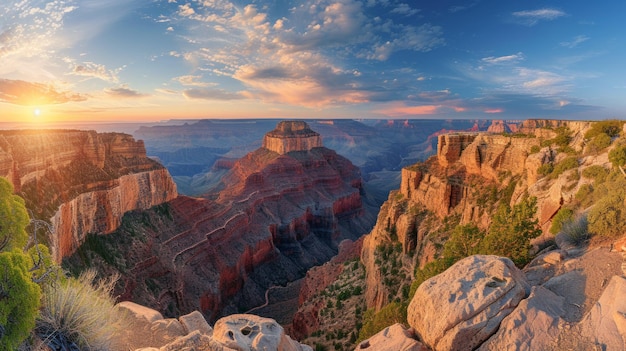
[[178, 3, 196, 17], [512, 8, 566, 26], [0, 79, 86, 105], [174, 75, 214, 87], [183, 88, 245, 100], [390, 4, 420, 16], [368, 24, 444, 61], [71, 62, 120, 82], [481, 52, 524, 65], [560, 35, 589, 48], [105, 86, 148, 98]]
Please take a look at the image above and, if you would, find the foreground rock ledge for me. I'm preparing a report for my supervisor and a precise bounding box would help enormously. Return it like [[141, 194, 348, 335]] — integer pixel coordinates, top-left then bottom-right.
[[407, 255, 530, 351], [115, 302, 312, 351]]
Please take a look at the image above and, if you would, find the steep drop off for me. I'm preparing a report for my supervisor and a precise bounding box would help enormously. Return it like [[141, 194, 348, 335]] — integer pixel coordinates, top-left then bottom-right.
[[66, 121, 376, 322], [0, 130, 178, 261]]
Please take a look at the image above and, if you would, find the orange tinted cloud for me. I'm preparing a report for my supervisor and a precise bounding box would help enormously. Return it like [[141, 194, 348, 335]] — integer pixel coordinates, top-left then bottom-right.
[[0, 79, 86, 106], [379, 104, 440, 117], [484, 108, 503, 113]]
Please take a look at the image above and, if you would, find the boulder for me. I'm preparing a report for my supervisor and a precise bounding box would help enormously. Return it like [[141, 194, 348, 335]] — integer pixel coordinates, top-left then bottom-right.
[[117, 301, 164, 323], [158, 331, 236, 351], [179, 310, 213, 335], [479, 286, 564, 350], [354, 323, 429, 351], [407, 255, 529, 351], [580, 275, 626, 350], [213, 314, 312, 351]]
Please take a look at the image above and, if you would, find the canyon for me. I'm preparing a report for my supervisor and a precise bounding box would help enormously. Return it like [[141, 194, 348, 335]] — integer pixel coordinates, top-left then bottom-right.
[[64, 121, 376, 323], [0, 130, 177, 261]]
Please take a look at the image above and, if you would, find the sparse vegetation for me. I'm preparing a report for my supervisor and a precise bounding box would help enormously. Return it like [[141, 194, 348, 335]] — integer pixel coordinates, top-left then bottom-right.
[[582, 165, 609, 184], [559, 215, 589, 247], [586, 133, 612, 153], [357, 302, 406, 343], [584, 119, 624, 140], [550, 208, 574, 235], [609, 144, 626, 168], [37, 270, 126, 351], [480, 196, 542, 267]]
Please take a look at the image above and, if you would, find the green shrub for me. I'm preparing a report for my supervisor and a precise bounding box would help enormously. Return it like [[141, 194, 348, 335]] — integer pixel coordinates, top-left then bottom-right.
[[480, 196, 542, 267], [584, 120, 624, 139], [609, 145, 626, 168], [588, 192, 625, 238], [0, 178, 30, 251], [551, 157, 579, 179], [559, 215, 589, 247], [0, 250, 42, 350], [530, 145, 541, 154], [582, 165, 609, 184], [550, 208, 573, 235], [357, 302, 406, 342], [442, 224, 484, 261], [586, 133, 612, 153], [37, 270, 126, 350], [553, 126, 572, 148], [537, 163, 554, 177]]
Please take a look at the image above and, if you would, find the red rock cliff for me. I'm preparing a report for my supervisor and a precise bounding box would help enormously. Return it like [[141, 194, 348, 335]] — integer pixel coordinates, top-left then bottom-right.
[[0, 130, 178, 261]]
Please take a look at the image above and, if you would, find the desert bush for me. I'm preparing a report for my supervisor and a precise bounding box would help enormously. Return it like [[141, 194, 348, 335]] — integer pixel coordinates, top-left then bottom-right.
[[550, 208, 573, 235], [537, 163, 554, 177], [609, 144, 626, 168], [0, 178, 29, 251], [530, 145, 541, 154], [0, 250, 42, 351], [37, 269, 126, 350], [357, 302, 406, 343], [586, 133, 612, 153], [582, 165, 609, 184], [585, 120, 624, 139], [588, 192, 625, 238], [559, 215, 589, 247], [550, 157, 579, 179], [480, 196, 542, 267]]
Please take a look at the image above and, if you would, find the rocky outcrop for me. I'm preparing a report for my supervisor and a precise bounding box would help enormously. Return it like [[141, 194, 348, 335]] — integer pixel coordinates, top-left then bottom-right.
[[0, 130, 177, 261], [114, 302, 311, 351], [354, 323, 428, 351], [407, 255, 529, 351], [479, 286, 565, 351], [436, 133, 477, 167], [579, 275, 626, 349], [262, 121, 323, 155]]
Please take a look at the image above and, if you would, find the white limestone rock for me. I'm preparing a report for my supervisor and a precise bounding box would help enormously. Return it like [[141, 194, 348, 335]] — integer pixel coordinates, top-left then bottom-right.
[[354, 323, 428, 351], [407, 255, 529, 351]]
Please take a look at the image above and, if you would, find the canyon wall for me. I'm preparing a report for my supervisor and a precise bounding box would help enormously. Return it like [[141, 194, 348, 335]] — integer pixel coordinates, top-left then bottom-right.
[[66, 121, 375, 323], [0, 130, 178, 261]]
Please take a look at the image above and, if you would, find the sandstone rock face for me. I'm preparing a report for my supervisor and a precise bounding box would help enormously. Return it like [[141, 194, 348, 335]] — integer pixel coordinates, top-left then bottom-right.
[[436, 133, 477, 167], [263, 121, 323, 155], [74, 122, 375, 323], [479, 286, 565, 351], [355, 323, 428, 351], [580, 275, 626, 350], [115, 302, 310, 351], [50, 168, 177, 261], [408, 255, 529, 351], [214, 314, 312, 351], [0, 130, 177, 261]]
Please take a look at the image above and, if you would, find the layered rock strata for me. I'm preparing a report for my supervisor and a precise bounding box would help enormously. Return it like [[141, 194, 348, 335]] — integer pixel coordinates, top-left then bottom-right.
[[262, 121, 323, 155], [0, 130, 177, 261], [73, 121, 374, 323]]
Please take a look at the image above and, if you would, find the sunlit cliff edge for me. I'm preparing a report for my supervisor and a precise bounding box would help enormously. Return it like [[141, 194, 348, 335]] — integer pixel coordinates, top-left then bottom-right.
[[0, 130, 178, 261]]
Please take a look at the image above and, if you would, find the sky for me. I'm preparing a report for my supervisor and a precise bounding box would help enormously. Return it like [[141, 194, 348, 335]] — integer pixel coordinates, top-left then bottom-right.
[[1, 0, 626, 123]]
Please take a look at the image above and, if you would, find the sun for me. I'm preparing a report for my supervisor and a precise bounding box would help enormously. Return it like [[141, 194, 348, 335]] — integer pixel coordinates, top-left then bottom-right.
[[33, 108, 41, 117]]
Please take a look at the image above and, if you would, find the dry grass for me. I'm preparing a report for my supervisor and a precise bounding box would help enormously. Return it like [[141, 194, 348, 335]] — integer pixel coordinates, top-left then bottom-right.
[[37, 269, 127, 350]]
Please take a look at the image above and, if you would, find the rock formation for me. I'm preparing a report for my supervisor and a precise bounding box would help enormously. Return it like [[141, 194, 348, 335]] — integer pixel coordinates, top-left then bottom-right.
[[67, 121, 375, 324], [113, 302, 311, 351], [354, 324, 428, 351], [407, 255, 529, 351], [0, 130, 177, 261], [262, 121, 323, 155]]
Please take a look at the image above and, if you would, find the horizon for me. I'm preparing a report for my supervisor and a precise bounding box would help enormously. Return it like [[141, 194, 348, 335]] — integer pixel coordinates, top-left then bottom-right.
[[2, 1, 626, 123]]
